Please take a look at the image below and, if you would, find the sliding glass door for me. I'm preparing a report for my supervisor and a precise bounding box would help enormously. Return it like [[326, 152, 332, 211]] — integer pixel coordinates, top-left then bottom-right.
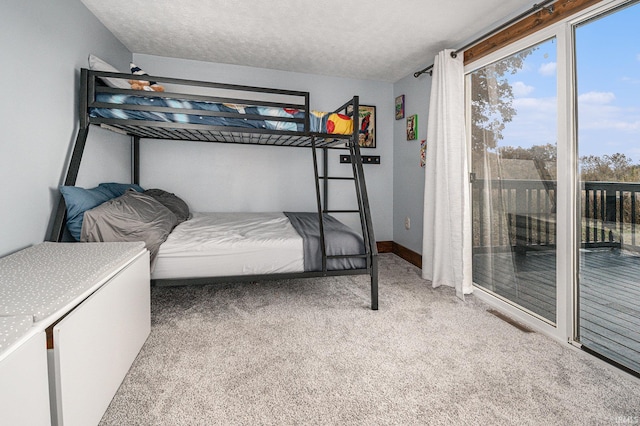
[[575, 2, 640, 373], [470, 38, 558, 323], [466, 0, 640, 375]]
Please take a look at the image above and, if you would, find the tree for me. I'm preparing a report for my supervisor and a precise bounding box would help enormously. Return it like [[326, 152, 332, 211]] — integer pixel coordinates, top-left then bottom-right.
[[580, 153, 640, 182], [470, 48, 537, 182], [470, 48, 535, 153], [499, 143, 556, 162]]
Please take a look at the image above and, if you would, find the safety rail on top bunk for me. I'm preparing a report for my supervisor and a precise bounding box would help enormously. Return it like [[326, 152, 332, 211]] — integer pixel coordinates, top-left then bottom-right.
[[82, 68, 354, 148]]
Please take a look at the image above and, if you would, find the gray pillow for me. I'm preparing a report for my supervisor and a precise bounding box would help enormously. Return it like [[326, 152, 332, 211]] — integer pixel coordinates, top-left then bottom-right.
[[143, 189, 190, 223], [88, 54, 131, 90], [80, 190, 177, 265]]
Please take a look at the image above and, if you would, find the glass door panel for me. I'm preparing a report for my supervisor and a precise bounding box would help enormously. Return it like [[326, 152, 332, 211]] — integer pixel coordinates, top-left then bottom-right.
[[575, 2, 640, 373], [470, 38, 558, 322]]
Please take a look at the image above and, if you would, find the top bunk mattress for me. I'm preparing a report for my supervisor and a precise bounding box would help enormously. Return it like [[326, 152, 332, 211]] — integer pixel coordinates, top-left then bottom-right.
[[89, 94, 354, 135], [90, 93, 307, 132]]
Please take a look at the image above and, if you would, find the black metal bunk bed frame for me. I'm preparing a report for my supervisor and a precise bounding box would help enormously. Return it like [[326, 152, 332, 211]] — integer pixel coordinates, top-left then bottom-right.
[[50, 68, 378, 310]]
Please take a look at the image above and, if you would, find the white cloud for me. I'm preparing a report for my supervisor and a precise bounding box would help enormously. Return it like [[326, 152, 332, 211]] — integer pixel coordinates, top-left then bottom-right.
[[513, 97, 557, 111], [577, 100, 640, 133], [538, 62, 557, 76], [501, 89, 640, 159], [500, 97, 558, 148], [512, 81, 534, 97], [577, 104, 640, 161], [578, 91, 616, 104], [621, 76, 640, 84], [579, 113, 640, 131]]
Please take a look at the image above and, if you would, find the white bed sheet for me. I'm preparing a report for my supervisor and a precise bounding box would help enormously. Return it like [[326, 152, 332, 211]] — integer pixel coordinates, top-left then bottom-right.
[[151, 212, 305, 279]]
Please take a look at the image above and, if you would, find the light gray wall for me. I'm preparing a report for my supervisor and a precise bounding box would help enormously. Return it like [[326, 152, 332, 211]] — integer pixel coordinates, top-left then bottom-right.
[[0, 1, 423, 256], [132, 54, 394, 241], [0, 0, 132, 256], [392, 71, 432, 254]]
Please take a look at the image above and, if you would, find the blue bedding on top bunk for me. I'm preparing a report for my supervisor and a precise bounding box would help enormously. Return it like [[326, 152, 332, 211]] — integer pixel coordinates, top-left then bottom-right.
[[89, 93, 336, 133]]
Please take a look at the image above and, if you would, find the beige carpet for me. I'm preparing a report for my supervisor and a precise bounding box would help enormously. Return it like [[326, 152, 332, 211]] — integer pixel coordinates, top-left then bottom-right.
[[100, 254, 640, 425]]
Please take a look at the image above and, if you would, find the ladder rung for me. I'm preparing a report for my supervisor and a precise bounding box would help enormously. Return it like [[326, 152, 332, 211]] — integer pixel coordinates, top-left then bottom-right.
[[327, 254, 368, 259], [319, 176, 355, 180], [325, 209, 360, 214]]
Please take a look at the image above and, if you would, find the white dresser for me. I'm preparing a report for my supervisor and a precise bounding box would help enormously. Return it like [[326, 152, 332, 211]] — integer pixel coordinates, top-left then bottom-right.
[[0, 316, 51, 425], [0, 242, 150, 426]]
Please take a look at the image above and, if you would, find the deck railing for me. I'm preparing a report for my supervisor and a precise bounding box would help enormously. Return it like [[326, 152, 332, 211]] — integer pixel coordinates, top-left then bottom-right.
[[472, 179, 640, 253]]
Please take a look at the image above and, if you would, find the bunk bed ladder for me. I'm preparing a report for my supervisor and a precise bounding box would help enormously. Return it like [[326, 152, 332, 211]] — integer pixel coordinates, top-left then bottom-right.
[[310, 135, 378, 310], [347, 138, 379, 310], [312, 140, 366, 273], [345, 96, 378, 310], [310, 137, 329, 273]]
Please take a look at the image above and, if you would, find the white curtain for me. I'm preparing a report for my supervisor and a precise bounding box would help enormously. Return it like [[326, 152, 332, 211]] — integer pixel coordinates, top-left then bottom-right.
[[422, 49, 473, 299]]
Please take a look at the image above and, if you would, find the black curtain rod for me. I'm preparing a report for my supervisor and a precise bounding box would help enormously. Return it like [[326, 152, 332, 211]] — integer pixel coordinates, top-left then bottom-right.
[[413, 0, 556, 78]]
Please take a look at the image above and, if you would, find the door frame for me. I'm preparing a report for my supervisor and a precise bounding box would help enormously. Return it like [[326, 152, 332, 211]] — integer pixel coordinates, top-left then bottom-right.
[[465, 23, 572, 344], [465, 0, 632, 348]]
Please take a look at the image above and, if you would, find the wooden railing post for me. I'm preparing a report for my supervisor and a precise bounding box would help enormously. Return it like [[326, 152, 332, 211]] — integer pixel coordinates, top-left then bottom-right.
[[606, 191, 617, 223], [515, 185, 528, 255]]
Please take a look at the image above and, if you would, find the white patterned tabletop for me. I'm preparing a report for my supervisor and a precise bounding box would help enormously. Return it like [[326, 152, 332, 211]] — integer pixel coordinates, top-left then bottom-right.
[[0, 242, 146, 323], [0, 315, 34, 355]]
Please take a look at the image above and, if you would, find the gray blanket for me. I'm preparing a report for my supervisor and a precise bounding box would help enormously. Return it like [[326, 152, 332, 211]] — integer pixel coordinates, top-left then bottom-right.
[[284, 212, 366, 271], [81, 191, 178, 267]]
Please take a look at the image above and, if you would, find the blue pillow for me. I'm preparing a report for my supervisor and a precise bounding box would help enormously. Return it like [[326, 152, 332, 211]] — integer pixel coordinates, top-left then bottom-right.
[[98, 182, 144, 198], [59, 183, 144, 241]]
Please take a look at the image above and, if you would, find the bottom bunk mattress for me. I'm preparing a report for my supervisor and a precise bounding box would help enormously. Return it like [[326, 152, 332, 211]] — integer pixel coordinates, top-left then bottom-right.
[[151, 212, 366, 280]]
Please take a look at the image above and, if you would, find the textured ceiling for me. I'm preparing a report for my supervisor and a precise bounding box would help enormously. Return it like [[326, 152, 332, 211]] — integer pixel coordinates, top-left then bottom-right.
[[81, 0, 534, 82]]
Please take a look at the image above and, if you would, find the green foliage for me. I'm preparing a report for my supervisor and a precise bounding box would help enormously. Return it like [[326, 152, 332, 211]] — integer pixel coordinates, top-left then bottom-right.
[[580, 153, 640, 182], [499, 143, 557, 162], [497, 144, 640, 183]]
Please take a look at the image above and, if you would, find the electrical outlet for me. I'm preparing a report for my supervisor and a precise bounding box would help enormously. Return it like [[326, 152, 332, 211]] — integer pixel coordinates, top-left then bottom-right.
[[404, 216, 411, 230]]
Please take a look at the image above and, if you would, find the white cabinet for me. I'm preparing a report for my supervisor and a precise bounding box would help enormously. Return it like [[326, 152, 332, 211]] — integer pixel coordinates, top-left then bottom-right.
[[49, 250, 150, 426], [0, 318, 51, 426], [0, 242, 150, 426]]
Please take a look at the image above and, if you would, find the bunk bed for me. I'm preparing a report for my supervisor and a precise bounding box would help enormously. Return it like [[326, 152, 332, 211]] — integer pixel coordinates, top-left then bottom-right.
[[49, 67, 378, 310]]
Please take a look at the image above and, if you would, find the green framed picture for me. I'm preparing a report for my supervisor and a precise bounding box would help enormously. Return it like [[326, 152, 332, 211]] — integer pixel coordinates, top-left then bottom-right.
[[406, 114, 417, 140]]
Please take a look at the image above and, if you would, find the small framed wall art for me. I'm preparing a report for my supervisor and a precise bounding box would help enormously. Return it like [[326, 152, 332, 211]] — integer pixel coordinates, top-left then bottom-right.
[[395, 95, 405, 120], [348, 104, 376, 148], [406, 114, 418, 140]]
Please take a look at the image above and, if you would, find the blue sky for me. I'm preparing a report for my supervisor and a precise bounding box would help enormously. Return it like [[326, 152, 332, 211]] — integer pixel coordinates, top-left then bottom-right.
[[497, 1, 640, 162]]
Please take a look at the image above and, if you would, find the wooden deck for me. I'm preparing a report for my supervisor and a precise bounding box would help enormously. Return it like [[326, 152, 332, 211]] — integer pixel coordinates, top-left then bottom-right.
[[473, 250, 556, 321], [473, 248, 640, 373]]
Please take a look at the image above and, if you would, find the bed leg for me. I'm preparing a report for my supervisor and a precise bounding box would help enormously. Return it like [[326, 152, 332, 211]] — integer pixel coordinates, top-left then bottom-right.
[[371, 256, 379, 310]]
